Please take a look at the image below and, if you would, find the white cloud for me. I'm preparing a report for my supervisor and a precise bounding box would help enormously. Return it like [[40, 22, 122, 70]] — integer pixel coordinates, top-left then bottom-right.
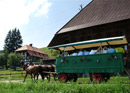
[[0, 0, 52, 49]]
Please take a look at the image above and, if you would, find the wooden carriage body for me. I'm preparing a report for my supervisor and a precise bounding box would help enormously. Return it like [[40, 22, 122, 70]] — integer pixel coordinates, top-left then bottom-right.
[[56, 53, 124, 73]]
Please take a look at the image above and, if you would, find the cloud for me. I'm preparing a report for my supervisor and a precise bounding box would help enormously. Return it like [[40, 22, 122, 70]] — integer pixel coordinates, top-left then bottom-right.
[[0, 0, 52, 49]]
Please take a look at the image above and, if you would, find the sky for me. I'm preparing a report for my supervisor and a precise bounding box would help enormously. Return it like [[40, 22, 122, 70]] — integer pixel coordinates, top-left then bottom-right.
[[0, 0, 92, 50]]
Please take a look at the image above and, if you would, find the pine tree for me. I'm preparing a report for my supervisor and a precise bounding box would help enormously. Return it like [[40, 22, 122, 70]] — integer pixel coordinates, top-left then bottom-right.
[[4, 28, 23, 53]]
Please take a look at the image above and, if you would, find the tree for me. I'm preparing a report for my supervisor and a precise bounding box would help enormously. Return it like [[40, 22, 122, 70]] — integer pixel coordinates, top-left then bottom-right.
[[7, 53, 22, 70], [0, 53, 9, 69], [51, 49, 59, 57], [4, 28, 23, 53], [0, 53, 6, 66]]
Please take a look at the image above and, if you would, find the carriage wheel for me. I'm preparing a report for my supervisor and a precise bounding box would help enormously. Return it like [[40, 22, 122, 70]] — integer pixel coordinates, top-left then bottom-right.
[[90, 73, 102, 82], [58, 73, 68, 82]]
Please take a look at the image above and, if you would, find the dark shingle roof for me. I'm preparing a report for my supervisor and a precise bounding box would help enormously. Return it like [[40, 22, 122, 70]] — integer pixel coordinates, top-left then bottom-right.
[[57, 0, 130, 34]]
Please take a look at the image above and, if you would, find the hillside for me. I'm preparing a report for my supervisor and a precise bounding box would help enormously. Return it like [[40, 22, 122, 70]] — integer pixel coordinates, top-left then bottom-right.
[[40, 47, 59, 59]]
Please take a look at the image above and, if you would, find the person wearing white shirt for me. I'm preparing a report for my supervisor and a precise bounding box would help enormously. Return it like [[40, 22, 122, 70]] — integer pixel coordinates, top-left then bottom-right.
[[102, 46, 108, 53], [89, 50, 97, 55], [78, 50, 84, 56], [89, 46, 101, 55], [72, 52, 78, 56], [84, 50, 90, 55]]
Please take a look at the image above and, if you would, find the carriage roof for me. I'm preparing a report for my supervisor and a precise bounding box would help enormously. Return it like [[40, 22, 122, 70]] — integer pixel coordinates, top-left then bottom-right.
[[49, 36, 128, 51]]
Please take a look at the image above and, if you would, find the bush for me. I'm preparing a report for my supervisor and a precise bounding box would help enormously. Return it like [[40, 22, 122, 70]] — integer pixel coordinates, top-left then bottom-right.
[[0, 53, 7, 66], [7, 53, 22, 70]]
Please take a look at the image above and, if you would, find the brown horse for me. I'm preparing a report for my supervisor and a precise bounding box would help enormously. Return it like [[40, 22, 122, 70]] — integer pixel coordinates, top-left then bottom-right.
[[39, 65, 55, 82], [23, 65, 40, 82]]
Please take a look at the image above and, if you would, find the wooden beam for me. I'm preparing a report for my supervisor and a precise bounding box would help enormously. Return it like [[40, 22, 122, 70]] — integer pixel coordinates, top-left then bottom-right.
[[72, 46, 76, 50], [106, 41, 110, 47]]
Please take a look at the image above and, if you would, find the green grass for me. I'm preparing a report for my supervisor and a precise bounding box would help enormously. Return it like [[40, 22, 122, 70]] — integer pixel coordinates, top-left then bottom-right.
[[0, 68, 24, 74], [40, 47, 59, 59], [0, 68, 26, 81], [0, 69, 130, 92], [0, 77, 130, 93]]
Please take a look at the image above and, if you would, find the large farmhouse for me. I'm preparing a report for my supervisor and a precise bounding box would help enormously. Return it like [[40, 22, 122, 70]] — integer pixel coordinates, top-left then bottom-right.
[[48, 0, 130, 68], [15, 44, 49, 65]]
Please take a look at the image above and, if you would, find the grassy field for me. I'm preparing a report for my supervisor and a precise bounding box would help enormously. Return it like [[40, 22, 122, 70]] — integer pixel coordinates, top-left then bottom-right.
[[0, 68, 130, 93], [40, 47, 59, 59], [0, 77, 130, 93], [0, 68, 26, 81], [0, 68, 24, 74]]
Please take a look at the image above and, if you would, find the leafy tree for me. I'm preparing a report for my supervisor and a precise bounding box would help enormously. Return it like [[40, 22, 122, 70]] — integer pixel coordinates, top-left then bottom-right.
[[7, 53, 22, 70], [0, 53, 8, 69], [51, 49, 59, 57], [4, 28, 23, 53], [0, 53, 6, 66]]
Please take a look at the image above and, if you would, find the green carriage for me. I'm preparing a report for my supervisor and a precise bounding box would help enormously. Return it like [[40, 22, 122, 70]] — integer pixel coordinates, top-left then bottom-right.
[[49, 36, 128, 82]]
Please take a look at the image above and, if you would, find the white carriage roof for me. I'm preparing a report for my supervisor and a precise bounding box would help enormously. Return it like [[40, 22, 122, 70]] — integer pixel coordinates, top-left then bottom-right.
[[49, 36, 128, 51]]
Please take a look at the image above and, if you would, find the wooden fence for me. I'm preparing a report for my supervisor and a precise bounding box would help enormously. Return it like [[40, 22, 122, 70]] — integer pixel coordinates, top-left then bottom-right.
[[0, 72, 26, 81], [0, 72, 25, 77]]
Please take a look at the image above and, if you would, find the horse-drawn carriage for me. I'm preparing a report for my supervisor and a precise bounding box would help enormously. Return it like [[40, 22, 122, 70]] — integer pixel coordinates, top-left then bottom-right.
[[49, 36, 130, 82]]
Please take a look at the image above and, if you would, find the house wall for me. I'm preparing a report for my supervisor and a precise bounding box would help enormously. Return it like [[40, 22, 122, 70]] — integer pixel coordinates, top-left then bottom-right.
[[55, 19, 130, 46]]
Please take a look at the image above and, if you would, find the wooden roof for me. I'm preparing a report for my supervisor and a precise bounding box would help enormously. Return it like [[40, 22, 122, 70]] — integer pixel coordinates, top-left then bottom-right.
[[15, 45, 49, 59], [48, 0, 130, 47], [57, 0, 130, 34]]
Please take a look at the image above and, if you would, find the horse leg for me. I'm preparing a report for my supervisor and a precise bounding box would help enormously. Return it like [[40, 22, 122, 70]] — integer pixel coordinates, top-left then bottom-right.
[[34, 73, 39, 83], [49, 74, 50, 82], [53, 74, 57, 81], [42, 75, 45, 81], [34, 74, 36, 82], [23, 73, 28, 82], [40, 73, 45, 81], [47, 74, 50, 82], [34, 74, 38, 83], [37, 74, 39, 81], [30, 73, 34, 81]]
